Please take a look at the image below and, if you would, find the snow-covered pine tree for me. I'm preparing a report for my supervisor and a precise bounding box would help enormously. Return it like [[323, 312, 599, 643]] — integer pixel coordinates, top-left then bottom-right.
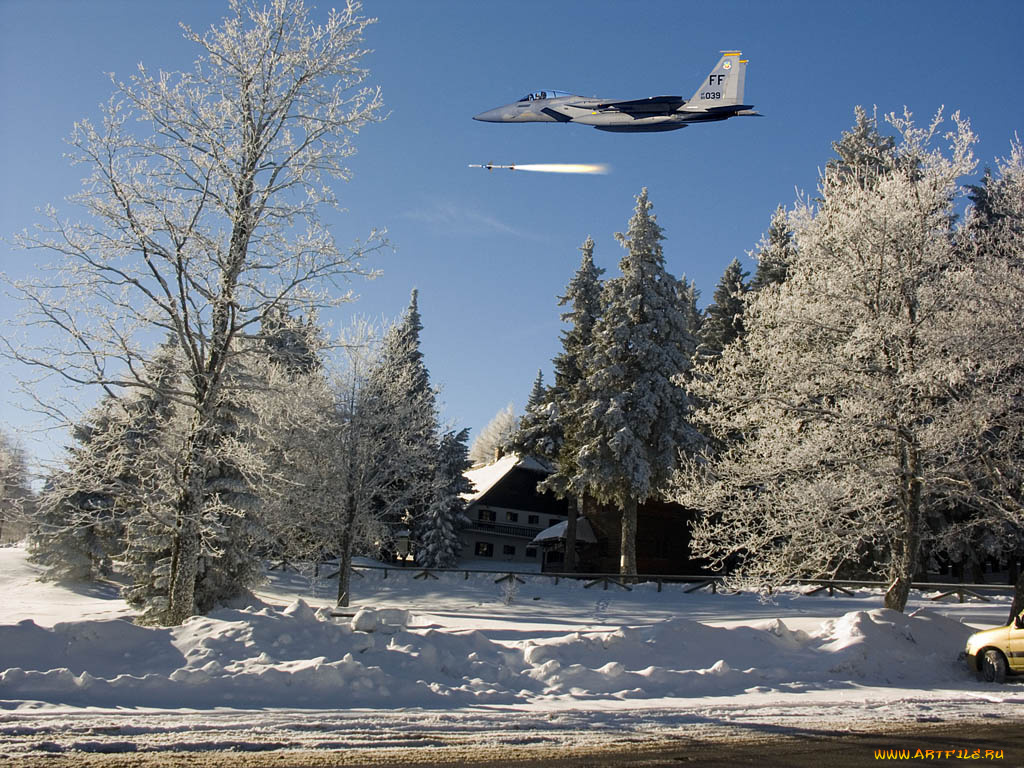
[[749, 206, 794, 292], [509, 371, 557, 462], [676, 111, 984, 611], [30, 404, 123, 581], [574, 189, 698, 577], [469, 403, 518, 466], [676, 276, 702, 345], [521, 237, 606, 478], [36, 340, 181, 587], [192, 356, 266, 613], [530, 236, 607, 571], [697, 258, 750, 359], [418, 428, 472, 569], [116, 342, 191, 618], [362, 290, 440, 552]]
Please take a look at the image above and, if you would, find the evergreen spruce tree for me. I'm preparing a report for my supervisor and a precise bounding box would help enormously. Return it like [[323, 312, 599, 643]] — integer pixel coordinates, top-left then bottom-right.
[[329, 308, 440, 606], [825, 105, 899, 189], [367, 290, 439, 550], [259, 304, 321, 375], [676, 276, 702, 345], [750, 206, 794, 292], [418, 428, 472, 569], [116, 341, 190, 618], [533, 236, 607, 571], [698, 258, 750, 359], [33, 340, 181, 587], [192, 357, 265, 613], [574, 190, 698, 577], [526, 370, 546, 411], [512, 237, 605, 481], [29, 402, 122, 581]]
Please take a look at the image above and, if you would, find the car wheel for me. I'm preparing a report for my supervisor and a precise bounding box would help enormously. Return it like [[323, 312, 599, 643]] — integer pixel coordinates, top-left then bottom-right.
[[981, 649, 1008, 684]]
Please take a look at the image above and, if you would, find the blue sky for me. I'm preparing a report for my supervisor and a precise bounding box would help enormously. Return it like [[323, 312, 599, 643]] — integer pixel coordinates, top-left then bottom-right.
[[2, 0, 1022, 467]]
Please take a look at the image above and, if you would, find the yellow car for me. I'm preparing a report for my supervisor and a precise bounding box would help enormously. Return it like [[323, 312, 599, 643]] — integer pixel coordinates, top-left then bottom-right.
[[964, 609, 1024, 683]]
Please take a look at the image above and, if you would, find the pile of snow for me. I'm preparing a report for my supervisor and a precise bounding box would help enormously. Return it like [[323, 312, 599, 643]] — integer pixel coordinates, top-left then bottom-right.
[[0, 593, 978, 710]]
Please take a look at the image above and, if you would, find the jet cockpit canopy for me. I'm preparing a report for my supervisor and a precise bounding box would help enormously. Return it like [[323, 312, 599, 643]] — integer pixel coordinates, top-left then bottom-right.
[[518, 90, 573, 102]]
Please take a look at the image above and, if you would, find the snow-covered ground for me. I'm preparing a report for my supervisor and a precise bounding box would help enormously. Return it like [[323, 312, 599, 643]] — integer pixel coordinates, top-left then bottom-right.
[[1, 544, 1021, 760]]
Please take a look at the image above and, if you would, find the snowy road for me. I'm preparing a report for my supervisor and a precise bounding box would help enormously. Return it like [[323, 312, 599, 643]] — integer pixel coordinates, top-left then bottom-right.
[[3, 709, 1023, 766]]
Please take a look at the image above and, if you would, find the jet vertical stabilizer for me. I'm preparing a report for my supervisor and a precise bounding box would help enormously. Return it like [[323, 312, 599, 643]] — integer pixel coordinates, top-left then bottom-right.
[[687, 51, 747, 111]]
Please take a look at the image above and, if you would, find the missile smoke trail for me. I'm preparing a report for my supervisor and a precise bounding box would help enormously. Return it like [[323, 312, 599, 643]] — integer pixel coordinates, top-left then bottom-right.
[[515, 163, 608, 174], [469, 163, 609, 174]]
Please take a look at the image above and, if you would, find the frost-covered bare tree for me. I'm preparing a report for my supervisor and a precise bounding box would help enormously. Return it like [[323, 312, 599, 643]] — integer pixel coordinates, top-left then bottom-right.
[[265, 318, 439, 607], [675, 111, 1004, 612], [946, 140, 1024, 619], [469, 403, 518, 466], [6, 0, 384, 624], [0, 428, 33, 545]]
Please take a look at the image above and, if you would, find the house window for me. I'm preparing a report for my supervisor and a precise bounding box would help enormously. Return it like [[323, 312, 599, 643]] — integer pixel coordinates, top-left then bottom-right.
[[525, 547, 537, 558], [506, 511, 519, 523], [528, 514, 539, 525], [475, 542, 494, 557], [478, 509, 495, 522], [503, 544, 516, 556]]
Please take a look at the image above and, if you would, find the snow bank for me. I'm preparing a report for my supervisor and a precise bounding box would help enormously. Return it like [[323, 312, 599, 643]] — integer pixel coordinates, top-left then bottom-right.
[[0, 597, 977, 710]]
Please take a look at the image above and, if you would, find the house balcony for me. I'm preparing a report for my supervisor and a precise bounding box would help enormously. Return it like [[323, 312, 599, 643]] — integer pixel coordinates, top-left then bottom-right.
[[465, 520, 543, 540]]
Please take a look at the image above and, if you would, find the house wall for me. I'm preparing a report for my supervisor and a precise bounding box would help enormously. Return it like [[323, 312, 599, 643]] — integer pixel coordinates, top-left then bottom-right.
[[461, 465, 569, 568], [461, 503, 569, 567]]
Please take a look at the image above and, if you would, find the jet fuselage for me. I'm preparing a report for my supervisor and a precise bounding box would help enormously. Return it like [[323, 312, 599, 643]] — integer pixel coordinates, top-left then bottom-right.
[[473, 52, 760, 133]]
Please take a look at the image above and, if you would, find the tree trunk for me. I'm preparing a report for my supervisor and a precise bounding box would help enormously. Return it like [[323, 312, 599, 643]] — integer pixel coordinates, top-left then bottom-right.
[[619, 497, 637, 580], [337, 528, 354, 607], [885, 437, 922, 612], [1008, 569, 1024, 626], [165, 404, 222, 625], [564, 496, 580, 572], [167, 513, 200, 625]]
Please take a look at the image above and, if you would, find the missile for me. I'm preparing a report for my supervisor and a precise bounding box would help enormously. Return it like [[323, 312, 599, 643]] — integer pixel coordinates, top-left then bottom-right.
[[468, 162, 609, 175]]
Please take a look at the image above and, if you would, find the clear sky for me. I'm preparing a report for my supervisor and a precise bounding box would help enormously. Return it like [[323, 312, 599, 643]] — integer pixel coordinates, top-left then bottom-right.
[[1, 0, 1022, 468]]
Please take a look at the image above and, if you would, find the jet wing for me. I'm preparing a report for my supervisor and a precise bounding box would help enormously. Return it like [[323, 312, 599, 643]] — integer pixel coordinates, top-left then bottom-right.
[[540, 107, 573, 122], [595, 95, 685, 114]]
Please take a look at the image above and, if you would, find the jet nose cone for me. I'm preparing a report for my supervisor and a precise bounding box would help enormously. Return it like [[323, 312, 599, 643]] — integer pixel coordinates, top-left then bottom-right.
[[473, 107, 505, 122]]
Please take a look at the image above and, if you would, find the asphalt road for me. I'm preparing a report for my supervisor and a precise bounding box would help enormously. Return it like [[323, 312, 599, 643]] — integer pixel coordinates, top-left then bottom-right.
[[6, 718, 1022, 768]]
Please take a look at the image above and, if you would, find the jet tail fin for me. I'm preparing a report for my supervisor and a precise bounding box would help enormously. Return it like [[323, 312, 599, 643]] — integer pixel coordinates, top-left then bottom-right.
[[686, 51, 748, 110]]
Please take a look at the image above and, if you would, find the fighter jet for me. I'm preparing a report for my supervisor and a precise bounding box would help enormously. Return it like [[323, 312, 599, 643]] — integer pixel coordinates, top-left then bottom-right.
[[473, 51, 759, 133]]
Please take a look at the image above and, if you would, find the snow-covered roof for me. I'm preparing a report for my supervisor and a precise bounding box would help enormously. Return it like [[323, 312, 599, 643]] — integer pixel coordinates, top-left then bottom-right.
[[462, 453, 552, 504], [531, 517, 597, 544]]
